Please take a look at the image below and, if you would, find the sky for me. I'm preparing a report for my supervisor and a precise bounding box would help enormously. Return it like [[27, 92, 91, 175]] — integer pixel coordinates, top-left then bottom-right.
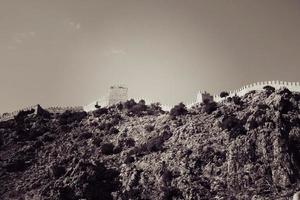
[[1, 0, 300, 113]]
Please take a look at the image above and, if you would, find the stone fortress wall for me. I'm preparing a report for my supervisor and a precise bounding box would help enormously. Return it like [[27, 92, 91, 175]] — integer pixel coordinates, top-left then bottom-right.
[[0, 105, 38, 121], [108, 85, 128, 106], [83, 85, 129, 112], [0, 105, 83, 122], [2, 81, 300, 120], [83, 96, 109, 112], [198, 80, 300, 103]]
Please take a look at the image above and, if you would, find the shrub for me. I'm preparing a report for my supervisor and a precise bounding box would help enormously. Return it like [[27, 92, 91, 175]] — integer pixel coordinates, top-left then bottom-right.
[[232, 96, 242, 105], [138, 99, 146, 105], [220, 115, 245, 138], [263, 85, 275, 93], [15, 109, 35, 122], [203, 98, 210, 104], [116, 103, 123, 110], [148, 103, 164, 115], [144, 124, 155, 132], [101, 143, 115, 155], [79, 132, 93, 140], [203, 101, 217, 114], [125, 99, 148, 116], [92, 137, 102, 147], [93, 107, 108, 117], [49, 164, 66, 178], [111, 114, 122, 126], [220, 91, 229, 98], [244, 90, 256, 98], [59, 111, 87, 125], [124, 138, 135, 147], [109, 127, 119, 135], [170, 103, 188, 117], [130, 104, 147, 115], [278, 87, 292, 96], [99, 122, 113, 131], [124, 99, 137, 109]]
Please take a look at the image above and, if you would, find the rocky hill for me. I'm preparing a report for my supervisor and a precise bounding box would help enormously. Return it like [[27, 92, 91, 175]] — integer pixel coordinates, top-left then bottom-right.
[[0, 87, 300, 200]]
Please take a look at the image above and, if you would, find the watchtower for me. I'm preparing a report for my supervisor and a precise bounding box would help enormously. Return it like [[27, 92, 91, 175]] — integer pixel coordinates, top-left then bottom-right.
[[108, 85, 128, 106], [197, 91, 213, 103]]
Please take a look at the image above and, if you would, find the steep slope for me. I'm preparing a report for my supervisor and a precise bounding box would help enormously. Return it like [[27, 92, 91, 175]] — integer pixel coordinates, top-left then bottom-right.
[[0, 88, 300, 200]]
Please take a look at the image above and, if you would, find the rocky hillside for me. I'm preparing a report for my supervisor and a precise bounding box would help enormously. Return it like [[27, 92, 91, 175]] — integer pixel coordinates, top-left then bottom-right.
[[1, 88, 300, 200]]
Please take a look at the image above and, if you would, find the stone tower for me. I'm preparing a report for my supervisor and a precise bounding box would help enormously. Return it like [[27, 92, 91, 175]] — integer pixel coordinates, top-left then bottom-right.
[[197, 91, 213, 103], [108, 85, 128, 106]]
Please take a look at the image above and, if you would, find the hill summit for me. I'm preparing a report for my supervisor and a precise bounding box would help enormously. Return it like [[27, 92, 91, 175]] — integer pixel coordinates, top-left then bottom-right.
[[1, 87, 300, 199]]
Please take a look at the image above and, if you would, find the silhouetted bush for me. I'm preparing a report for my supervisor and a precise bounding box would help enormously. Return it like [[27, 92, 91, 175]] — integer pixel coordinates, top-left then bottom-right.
[[101, 143, 115, 155], [79, 132, 93, 140], [244, 90, 256, 98], [148, 103, 164, 115], [99, 122, 113, 131], [15, 109, 35, 123], [257, 104, 270, 110], [138, 99, 146, 105], [278, 87, 292, 96], [203, 101, 217, 114], [263, 85, 275, 93], [93, 107, 108, 117], [170, 103, 188, 117], [130, 104, 147, 115], [124, 99, 137, 109], [59, 111, 87, 125], [125, 99, 148, 116], [124, 156, 135, 164], [92, 137, 102, 147], [109, 127, 119, 135], [220, 115, 245, 138], [5, 159, 26, 172], [220, 91, 229, 98], [116, 103, 124, 110], [232, 96, 242, 105], [111, 114, 122, 126], [144, 124, 155, 132], [277, 98, 293, 114], [203, 99, 210, 104]]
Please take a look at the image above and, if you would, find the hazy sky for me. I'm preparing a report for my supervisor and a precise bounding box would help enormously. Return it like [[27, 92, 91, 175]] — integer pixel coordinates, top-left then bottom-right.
[[1, 0, 300, 113]]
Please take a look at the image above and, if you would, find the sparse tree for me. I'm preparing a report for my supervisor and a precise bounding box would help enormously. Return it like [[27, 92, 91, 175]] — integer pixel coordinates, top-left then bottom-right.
[[170, 102, 188, 117], [220, 91, 229, 98], [263, 85, 275, 93]]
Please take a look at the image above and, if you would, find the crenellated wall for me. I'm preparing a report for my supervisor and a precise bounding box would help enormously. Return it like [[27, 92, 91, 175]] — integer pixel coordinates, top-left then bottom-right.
[[211, 80, 300, 102], [0, 105, 38, 121], [0, 105, 84, 122], [108, 85, 128, 106], [83, 96, 109, 112], [200, 81, 300, 103], [3, 81, 298, 120], [46, 106, 83, 113]]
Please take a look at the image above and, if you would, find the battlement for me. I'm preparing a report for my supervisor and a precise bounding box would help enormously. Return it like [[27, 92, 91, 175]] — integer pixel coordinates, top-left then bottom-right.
[[198, 80, 300, 103], [108, 85, 128, 106], [0, 105, 84, 122], [3, 81, 298, 119]]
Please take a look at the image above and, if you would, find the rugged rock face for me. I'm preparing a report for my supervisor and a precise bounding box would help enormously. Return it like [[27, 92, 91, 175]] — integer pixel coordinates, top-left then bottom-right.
[[1, 88, 300, 200]]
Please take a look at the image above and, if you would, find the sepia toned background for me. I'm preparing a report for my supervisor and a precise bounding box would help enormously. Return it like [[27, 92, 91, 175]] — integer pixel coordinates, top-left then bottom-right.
[[1, 0, 300, 112]]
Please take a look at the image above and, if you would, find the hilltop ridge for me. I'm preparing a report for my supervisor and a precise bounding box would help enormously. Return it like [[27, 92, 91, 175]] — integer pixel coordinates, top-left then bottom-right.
[[0, 87, 300, 199]]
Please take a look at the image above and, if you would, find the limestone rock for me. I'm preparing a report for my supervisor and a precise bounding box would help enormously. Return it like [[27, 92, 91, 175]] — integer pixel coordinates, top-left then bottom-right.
[[1, 88, 300, 199]]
